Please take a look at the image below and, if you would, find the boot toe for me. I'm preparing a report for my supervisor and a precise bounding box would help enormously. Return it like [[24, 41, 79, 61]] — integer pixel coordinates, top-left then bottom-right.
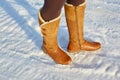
[[60, 55, 72, 65], [65, 57, 72, 65], [81, 41, 101, 51], [94, 42, 101, 50]]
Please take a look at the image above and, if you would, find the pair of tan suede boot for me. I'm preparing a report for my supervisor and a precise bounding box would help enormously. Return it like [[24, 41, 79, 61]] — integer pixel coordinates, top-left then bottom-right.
[[38, 2, 101, 65]]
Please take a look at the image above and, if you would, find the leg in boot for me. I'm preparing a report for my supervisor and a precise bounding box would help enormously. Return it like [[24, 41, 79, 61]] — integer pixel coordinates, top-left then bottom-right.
[[65, 0, 101, 52], [67, 0, 84, 6], [38, 0, 72, 65], [41, 0, 66, 21]]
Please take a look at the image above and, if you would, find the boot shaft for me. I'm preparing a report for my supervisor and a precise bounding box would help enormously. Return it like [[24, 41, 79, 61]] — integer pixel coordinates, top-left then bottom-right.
[[38, 12, 61, 48], [64, 2, 86, 44]]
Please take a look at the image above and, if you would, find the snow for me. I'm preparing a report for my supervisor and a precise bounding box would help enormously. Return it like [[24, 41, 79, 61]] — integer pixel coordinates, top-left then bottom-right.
[[0, 0, 120, 80]]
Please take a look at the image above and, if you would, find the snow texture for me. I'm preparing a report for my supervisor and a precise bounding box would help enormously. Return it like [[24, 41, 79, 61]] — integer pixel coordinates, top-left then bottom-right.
[[0, 0, 120, 80]]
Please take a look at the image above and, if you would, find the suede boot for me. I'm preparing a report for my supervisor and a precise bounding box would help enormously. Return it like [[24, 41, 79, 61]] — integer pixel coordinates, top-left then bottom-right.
[[64, 1, 101, 53], [38, 12, 72, 64]]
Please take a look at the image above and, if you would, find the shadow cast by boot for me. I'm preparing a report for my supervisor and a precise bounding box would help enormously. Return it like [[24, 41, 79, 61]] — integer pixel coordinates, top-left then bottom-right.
[[15, 0, 37, 21], [0, 0, 42, 50], [58, 26, 69, 51]]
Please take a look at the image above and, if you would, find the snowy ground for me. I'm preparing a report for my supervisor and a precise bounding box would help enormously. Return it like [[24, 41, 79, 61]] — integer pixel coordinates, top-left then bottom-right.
[[0, 0, 120, 80]]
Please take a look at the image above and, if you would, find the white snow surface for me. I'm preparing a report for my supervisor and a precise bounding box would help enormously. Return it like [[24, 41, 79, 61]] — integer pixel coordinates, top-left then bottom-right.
[[0, 0, 120, 80]]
